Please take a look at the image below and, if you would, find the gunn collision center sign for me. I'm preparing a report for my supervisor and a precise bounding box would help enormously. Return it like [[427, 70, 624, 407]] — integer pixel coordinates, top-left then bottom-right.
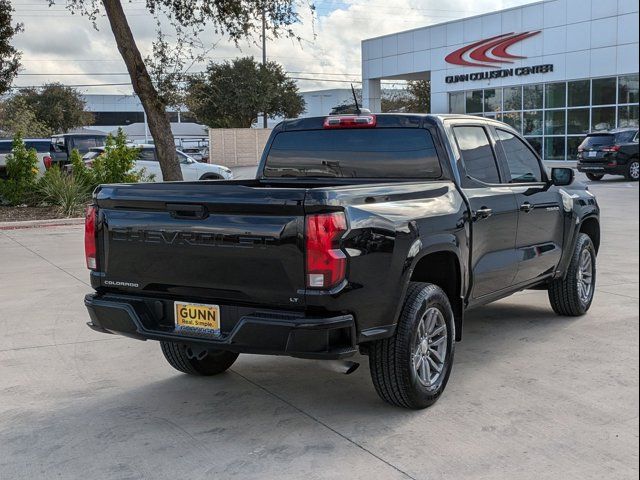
[[444, 31, 553, 84]]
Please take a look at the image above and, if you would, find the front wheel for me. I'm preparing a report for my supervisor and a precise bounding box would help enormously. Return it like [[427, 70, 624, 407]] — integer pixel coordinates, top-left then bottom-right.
[[160, 341, 239, 376], [626, 160, 640, 181], [199, 174, 223, 181], [548, 233, 596, 316], [368, 282, 455, 409], [586, 173, 604, 181]]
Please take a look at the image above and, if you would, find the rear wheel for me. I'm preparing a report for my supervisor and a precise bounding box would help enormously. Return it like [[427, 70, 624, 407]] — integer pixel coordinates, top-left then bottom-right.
[[368, 282, 455, 409], [160, 341, 238, 376], [626, 160, 640, 181], [586, 173, 604, 181], [548, 233, 596, 316]]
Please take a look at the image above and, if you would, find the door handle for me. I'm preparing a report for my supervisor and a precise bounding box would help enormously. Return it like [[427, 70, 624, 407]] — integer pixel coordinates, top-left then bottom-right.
[[520, 202, 533, 213], [166, 203, 208, 220], [474, 207, 493, 220]]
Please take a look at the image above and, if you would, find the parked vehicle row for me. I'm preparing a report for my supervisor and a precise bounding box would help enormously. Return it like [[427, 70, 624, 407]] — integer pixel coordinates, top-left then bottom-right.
[[83, 113, 600, 409], [81, 145, 232, 181], [1, 134, 231, 182]]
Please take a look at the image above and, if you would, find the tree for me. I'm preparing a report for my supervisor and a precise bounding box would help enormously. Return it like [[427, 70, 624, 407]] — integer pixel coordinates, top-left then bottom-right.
[[186, 57, 305, 128], [0, 0, 21, 95], [14, 83, 93, 133], [0, 96, 52, 137], [381, 81, 431, 113], [64, 0, 304, 181]]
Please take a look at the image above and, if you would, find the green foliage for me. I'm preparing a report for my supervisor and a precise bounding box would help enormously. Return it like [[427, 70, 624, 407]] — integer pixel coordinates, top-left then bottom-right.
[[69, 129, 150, 193], [0, 133, 40, 205], [12, 83, 93, 133], [0, 96, 53, 137], [186, 57, 306, 128], [0, 0, 22, 95], [37, 166, 89, 217], [381, 81, 431, 114]]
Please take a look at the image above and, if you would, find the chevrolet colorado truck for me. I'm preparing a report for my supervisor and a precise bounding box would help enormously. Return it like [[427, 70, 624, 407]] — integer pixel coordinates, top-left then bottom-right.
[[84, 114, 600, 409]]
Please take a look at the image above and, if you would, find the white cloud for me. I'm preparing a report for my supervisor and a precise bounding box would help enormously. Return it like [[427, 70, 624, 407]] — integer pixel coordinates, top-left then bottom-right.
[[11, 0, 535, 94]]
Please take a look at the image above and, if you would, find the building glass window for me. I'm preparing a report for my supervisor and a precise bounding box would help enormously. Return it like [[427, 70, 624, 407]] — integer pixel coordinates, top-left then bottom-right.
[[618, 104, 639, 128], [466, 91, 483, 113], [592, 77, 617, 105], [523, 84, 543, 110], [568, 80, 590, 107], [567, 108, 590, 135], [544, 137, 566, 160], [484, 88, 502, 112], [449, 92, 465, 114], [503, 111, 522, 133], [545, 82, 566, 108], [592, 106, 616, 131], [503, 86, 522, 111], [545, 110, 566, 135], [619, 74, 639, 104], [523, 110, 543, 135]]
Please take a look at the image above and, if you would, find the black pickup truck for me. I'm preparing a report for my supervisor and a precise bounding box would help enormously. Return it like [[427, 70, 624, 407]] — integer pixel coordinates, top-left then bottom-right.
[[84, 114, 600, 409]]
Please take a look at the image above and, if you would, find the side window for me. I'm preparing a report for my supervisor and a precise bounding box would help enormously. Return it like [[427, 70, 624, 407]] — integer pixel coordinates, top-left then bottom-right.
[[453, 126, 501, 184], [495, 129, 543, 183]]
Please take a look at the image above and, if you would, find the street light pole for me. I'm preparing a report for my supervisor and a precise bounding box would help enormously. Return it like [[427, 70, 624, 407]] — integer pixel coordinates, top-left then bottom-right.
[[262, 8, 268, 129]]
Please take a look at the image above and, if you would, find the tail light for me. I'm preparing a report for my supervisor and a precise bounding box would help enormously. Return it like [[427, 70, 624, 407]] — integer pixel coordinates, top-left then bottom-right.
[[305, 212, 347, 289], [84, 205, 98, 270], [601, 145, 620, 152], [43, 156, 53, 169], [323, 114, 376, 129]]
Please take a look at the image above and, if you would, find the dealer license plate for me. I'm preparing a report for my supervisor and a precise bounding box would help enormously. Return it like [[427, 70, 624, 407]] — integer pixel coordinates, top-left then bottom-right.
[[174, 301, 220, 333], [588, 151, 597, 157]]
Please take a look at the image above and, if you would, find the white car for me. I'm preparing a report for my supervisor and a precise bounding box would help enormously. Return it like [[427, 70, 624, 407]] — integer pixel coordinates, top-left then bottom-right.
[[0, 138, 52, 178], [82, 144, 232, 181]]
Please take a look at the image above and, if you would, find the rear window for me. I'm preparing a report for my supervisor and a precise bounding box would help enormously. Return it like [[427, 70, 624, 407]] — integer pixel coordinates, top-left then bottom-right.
[[0, 141, 12, 154], [263, 128, 442, 179], [580, 134, 615, 149]]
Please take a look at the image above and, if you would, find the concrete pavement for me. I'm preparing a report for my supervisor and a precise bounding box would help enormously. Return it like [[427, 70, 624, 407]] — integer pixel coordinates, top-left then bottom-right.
[[0, 176, 638, 480]]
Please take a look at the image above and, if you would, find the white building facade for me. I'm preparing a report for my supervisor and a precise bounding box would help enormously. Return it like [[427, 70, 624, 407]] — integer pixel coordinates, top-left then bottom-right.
[[361, 0, 639, 160]]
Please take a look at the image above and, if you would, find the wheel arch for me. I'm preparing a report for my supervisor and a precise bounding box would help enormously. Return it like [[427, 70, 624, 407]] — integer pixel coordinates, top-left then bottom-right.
[[408, 249, 464, 341], [579, 216, 600, 254]]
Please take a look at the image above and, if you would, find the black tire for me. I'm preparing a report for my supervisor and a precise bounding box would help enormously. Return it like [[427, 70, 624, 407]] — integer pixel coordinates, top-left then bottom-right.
[[625, 159, 640, 181], [368, 282, 455, 409], [548, 233, 596, 316], [199, 174, 223, 181], [160, 341, 239, 376], [586, 173, 604, 181]]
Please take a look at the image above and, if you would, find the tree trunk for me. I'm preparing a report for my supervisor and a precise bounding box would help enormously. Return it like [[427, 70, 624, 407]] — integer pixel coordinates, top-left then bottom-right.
[[102, 0, 183, 181]]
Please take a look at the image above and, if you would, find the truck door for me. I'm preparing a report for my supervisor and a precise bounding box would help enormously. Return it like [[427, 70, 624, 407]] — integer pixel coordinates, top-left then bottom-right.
[[492, 128, 564, 284], [451, 124, 519, 299]]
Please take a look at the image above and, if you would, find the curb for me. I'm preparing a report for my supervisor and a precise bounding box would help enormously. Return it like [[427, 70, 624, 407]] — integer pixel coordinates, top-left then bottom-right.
[[0, 217, 84, 231]]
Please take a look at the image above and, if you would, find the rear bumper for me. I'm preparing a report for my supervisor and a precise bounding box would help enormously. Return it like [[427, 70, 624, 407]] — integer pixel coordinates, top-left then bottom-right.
[[577, 161, 627, 175], [85, 293, 357, 359]]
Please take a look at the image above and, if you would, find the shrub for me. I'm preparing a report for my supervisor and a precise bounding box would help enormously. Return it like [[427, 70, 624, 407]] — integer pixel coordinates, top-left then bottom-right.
[[38, 166, 89, 217], [0, 133, 40, 205], [71, 128, 150, 192]]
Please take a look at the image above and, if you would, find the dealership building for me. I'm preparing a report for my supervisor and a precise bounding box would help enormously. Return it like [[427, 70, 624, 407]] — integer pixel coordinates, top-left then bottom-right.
[[361, 0, 639, 161]]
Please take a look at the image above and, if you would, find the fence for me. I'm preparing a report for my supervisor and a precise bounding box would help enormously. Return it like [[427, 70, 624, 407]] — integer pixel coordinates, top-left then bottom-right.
[[208, 128, 272, 167]]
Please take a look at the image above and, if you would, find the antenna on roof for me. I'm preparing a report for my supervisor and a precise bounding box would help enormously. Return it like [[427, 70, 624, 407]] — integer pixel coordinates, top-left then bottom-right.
[[351, 83, 361, 115]]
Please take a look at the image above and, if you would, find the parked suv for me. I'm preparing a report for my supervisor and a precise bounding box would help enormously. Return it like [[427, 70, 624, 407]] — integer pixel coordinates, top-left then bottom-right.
[[577, 128, 639, 181], [0, 138, 52, 179], [82, 144, 232, 181]]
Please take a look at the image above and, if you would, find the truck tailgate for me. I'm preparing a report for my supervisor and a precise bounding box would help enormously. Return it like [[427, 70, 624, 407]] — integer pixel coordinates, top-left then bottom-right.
[[94, 181, 306, 308]]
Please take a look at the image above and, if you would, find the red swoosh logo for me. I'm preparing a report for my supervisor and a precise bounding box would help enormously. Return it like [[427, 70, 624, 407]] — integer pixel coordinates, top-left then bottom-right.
[[445, 31, 541, 68]]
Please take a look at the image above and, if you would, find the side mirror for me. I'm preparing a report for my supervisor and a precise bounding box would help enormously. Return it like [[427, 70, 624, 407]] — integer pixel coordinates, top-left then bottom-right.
[[551, 167, 574, 186]]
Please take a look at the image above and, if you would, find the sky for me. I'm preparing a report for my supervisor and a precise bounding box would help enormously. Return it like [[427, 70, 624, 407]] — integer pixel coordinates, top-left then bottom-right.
[[11, 0, 537, 95]]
